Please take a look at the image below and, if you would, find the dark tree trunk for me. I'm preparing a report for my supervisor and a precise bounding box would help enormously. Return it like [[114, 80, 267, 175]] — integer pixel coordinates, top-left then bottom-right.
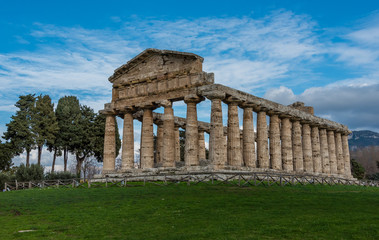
[[64, 148, 68, 172], [26, 150, 30, 167], [52, 148, 57, 172], [37, 145, 42, 165], [76, 154, 85, 178]]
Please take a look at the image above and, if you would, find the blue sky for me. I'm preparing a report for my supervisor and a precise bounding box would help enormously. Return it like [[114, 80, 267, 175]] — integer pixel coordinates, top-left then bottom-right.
[[1, 0, 379, 169]]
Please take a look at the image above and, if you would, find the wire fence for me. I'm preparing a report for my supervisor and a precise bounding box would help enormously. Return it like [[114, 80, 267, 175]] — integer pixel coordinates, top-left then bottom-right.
[[4, 172, 379, 191]]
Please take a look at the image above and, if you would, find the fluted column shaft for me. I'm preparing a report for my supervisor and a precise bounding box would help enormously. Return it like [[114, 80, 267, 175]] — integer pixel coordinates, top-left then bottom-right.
[[335, 132, 344, 175], [292, 120, 303, 172], [103, 114, 116, 172], [156, 124, 164, 163], [185, 97, 202, 166], [302, 123, 313, 172], [327, 130, 338, 174], [209, 96, 226, 167], [342, 134, 351, 177], [141, 108, 154, 168], [198, 131, 206, 160], [162, 102, 175, 167], [269, 115, 281, 170], [311, 126, 322, 173], [174, 126, 180, 162], [281, 118, 293, 171], [242, 107, 255, 167], [121, 111, 134, 170], [227, 100, 242, 166], [319, 129, 330, 174], [257, 111, 269, 168]]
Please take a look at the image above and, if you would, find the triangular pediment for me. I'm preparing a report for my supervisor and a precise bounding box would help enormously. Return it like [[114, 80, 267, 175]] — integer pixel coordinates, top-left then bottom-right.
[[109, 49, 204, 85]]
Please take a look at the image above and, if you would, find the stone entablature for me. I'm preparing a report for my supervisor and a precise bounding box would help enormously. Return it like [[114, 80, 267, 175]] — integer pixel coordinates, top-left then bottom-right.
[[100, 49, 353, 179]]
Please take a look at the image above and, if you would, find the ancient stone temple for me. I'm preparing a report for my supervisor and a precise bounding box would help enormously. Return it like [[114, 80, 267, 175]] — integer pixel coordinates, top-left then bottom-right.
[[100, 49, 352, 178]]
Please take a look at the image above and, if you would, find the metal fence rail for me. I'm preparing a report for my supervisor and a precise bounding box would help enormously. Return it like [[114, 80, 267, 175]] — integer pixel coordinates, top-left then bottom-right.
[[4, 172, 379, 191]]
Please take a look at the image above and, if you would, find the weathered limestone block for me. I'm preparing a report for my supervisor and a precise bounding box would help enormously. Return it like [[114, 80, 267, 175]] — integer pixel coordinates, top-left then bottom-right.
[[156, 124, 164, 163], [184, 95, 203, 166], [103, 114, 116, 172], [311, 126, 322, 173], [257, 111, 269, 168], [206, 91, 227, 167], [226, 97, 242, 166], [121, 111, 134, 170], [302, 123, 313, 173], [327, 130, 338, 174], [242, 106, 256, 167], [198, 131, 206, 160], [161, 101, 175, 167], [292, 120, 303, 172], [319, 128, 330, 174], [141, 108, 155, 168], [335, 132, 345, 175], [269, 115, 281, 170], [342, 134, 351, 177], [174, 126, 181, 162], [281, 118, 293, 171]]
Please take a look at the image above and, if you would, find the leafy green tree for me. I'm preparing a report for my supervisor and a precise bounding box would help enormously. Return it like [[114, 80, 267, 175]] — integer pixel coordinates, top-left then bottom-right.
[[0, 140, 14, 171], [3, 94, 36, 166], [31, 95, 59, 165], [351, 158, 365, 179], [56, 96, 81, 171]]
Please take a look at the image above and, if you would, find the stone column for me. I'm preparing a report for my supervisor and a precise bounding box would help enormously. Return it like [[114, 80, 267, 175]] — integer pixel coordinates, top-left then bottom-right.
[[327, 130, 338, 174], [281, 117, 293, 171], [174, 125, 181, 162], [121, 110, 134, 170], [342, 133, 351, 177], [184, 95, 203, 166], [311, 126, 322, 173], [269, 114, 281, 170], [292, 120, 303, 172], [335, 132, 344, 175], [156, 123, 164, 163], [198, 130, 206, 160], [161, 100, 175, 167], [319, 128, 330, 174], [103, 114, 116, 173], [302, 123, 313, 173], [207, 91, 226, 168], [226, 97, 242, 167], [140, 107, 155, 169], [242, 105, 256, 168], [240, 132, 244, 161], [257, 110, 269, 169]]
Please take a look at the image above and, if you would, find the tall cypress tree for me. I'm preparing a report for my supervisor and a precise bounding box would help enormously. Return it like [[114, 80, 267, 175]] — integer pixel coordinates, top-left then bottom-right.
[[3, 94, 36, 166], [31, 95, 59, 165], [0, 140, 14, 171], [56, 96, 81, 171]]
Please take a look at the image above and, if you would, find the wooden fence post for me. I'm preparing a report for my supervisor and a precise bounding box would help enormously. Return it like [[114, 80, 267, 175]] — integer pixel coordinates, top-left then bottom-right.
[[15, 180, 18, 190], [88, 179, 91, 188], [29, 181, 32, 189]]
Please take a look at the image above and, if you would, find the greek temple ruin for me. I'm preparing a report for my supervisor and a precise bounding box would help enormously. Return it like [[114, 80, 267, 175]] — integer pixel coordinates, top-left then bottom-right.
[[100, 49, 352, 178]]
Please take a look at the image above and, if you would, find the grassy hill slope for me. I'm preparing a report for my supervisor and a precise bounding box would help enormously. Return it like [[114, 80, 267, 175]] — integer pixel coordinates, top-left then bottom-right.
[[0, 184, 378, 240]]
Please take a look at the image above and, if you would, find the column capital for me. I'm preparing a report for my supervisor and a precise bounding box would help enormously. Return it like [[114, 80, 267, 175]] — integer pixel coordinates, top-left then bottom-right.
[[184, 94, 204, 104], [156, 100, 172, 108], [202, 90, 225, 100], [240, 102, 255, 109], [224, 96, 242, 105]]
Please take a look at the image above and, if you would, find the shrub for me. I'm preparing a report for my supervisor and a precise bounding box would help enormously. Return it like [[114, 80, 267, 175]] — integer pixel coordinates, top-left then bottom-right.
[[15, 164, 44, 182], [350, 159, 365, 179], [0, 172, 16, 191], [45, 171, 77, 180]]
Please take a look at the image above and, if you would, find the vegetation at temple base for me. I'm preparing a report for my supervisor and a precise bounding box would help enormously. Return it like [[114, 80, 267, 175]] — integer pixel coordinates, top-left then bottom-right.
[[351, 158, 365, 179], [0, 184, 378, 240]]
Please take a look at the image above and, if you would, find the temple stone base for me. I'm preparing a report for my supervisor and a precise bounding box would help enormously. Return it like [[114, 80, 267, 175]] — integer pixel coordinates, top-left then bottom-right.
[[96, 166, 355, 180]]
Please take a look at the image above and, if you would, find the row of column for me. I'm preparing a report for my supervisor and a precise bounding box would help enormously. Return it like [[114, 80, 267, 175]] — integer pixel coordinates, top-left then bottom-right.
[[103, 93, 351, 177]]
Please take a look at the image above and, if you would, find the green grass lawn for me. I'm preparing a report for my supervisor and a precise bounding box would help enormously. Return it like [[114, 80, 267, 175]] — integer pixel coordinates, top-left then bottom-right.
[[0, 184, 378, 240]]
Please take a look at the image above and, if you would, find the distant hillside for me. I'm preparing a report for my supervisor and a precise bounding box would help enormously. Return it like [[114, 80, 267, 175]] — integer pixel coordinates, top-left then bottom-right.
[[349, 130, 379, 150]]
